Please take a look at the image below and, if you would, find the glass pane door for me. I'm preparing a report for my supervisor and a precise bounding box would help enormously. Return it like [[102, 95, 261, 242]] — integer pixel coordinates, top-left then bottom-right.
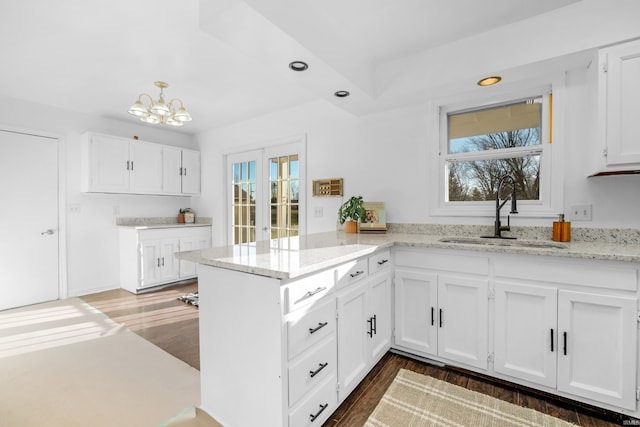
[[269, 154, 299, 239], [227, 137, 305, 245], [232, 159, 257, 244]]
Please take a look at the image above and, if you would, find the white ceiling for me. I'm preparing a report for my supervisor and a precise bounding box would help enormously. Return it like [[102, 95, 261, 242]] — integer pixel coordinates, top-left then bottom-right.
[[0, 0, 585, 135]]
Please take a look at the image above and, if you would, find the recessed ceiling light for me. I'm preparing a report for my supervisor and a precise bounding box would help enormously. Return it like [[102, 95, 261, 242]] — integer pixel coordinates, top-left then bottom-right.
[[334, 90, 350, 98], [477, 76, 502, 86], [289, 61, 309, 72]]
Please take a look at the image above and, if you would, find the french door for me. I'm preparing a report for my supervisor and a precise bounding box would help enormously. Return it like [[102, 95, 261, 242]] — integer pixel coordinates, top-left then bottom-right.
[[227, 138, 305, 245]]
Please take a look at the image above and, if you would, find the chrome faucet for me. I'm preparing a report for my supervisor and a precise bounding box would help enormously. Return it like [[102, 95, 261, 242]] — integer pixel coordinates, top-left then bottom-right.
[[490, 175, 518, 239]]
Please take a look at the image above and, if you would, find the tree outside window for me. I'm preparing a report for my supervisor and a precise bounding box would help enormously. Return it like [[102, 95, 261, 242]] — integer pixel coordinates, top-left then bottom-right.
[[446, 97, 543, 203]]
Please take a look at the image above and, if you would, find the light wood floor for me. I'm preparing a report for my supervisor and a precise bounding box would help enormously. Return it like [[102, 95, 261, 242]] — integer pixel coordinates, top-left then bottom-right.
[[81, 283, 630, 427]]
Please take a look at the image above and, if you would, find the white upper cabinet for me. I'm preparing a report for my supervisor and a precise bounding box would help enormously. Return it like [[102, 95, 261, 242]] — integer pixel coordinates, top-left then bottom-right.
[[181, 149, 201, 194], [129, 141, 164, 194], [83, 134, 131, 193], [82, 132, 200, 195], [162, 147, 201, 195], [595, 39, 640, 172], [162, 146, 183, 194]]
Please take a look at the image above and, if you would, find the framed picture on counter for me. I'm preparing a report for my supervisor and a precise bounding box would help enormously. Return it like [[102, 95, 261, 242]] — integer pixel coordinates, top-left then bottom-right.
[[360, 202, 387, 233]]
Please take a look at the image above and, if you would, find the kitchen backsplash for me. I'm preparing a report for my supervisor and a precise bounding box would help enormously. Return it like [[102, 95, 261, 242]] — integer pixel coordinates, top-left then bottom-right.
[[386, 223, 640, 245]]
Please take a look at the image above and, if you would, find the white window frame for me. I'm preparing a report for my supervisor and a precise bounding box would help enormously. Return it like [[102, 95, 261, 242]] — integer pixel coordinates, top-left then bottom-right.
[[429, 81, 564, 219]]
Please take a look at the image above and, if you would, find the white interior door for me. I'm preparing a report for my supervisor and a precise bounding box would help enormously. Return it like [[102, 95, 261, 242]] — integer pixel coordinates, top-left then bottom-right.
[[0, 130, 59, 310]]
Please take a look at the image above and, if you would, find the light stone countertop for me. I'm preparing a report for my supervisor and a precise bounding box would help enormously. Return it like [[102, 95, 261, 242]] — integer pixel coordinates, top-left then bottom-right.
[[175, 230, 640, 280], [115, 216, 212, 230], [117, 223, 212, 230]]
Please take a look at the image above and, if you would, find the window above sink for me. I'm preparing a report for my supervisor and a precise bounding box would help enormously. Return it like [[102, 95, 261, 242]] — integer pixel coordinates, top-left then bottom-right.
[[429, 83, 564, 220]]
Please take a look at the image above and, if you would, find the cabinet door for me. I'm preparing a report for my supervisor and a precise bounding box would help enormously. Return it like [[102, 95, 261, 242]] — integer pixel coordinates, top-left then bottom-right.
[[336, 281, 369, 401], [494, 282, 557, 388], [437, 275, 488, 369], [178, 237, 197, 278], [181, 149, 201, 194], [368, 272, 391, 363], [162, 146, 183, 194], [130, 141, 163, 194], [88, 135, 130, 192], [139, 240, 161, 287], [557, 290, 637, 410], [602, 40, 640, 166], [394, 269, 438, 356], [159, 239, 180, 282]]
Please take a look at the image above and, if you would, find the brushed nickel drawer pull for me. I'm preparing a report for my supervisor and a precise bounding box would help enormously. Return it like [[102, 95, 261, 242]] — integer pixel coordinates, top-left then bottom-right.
[[310, 403, 328, 422], [309, 322, 328, 334], [309, 362, 328, 378], [296, 286, 327, 303], [350, 270, 364, 278]]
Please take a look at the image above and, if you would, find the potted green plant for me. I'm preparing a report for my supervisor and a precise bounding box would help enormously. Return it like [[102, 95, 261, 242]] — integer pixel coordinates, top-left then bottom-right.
[[338, 196, 366, 233]]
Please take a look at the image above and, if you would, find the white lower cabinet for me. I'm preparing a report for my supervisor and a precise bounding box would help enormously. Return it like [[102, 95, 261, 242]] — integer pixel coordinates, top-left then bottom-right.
[[140, 238, 180, 287], [119, 225, 211, 293], [494, 255, 639, 412], [336, 251, 392, 401], [494, 282, 558, 388], [196, 245, 639, 425], [394, 249, 489, 370], [286, 296, 338, 426], [557, 290, 637, 410]]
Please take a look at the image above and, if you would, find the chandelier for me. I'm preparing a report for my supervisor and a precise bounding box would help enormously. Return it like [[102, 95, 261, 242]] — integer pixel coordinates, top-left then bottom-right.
[[127, 81, 192, 127]]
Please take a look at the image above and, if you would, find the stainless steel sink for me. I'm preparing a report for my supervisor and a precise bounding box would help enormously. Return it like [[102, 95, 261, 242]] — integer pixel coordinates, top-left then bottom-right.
[[438, 236, 568, 249]]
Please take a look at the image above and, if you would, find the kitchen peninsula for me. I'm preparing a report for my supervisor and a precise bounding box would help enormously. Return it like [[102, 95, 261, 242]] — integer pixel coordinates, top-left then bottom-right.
[[177, 227, 640, 426]]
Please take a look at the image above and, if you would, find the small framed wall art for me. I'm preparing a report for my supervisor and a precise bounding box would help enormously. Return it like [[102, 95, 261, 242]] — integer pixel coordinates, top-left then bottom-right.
[[360, 202, 386, 233]]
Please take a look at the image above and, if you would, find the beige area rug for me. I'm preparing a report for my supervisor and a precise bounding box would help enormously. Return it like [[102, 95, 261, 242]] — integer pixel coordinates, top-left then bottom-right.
[[0, 298, 200, 427], [365, 369, 576, 427]]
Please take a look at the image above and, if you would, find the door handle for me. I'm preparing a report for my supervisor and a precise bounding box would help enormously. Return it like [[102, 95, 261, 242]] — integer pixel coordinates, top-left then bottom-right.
[[40, 229, 55, 235]]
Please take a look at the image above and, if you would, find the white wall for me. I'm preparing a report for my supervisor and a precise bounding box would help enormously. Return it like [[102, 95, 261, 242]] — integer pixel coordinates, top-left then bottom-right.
[[0, 95, 197, 296], [196, 63, 640, 246]]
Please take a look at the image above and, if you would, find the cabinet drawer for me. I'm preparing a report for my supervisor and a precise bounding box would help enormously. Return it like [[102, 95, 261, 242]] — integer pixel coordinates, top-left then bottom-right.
[[289, 336, 337, 407], [289, 374, 337, 427], [336, 258, 368, 289], [284, 269, 335, 313], [288, 298, 336, 359], [369, 249, 392, 275]]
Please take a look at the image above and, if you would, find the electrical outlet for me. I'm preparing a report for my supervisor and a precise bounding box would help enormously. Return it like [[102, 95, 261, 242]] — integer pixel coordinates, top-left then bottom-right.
[[313, 207, 323, 218], [568, 204, 592, 221], [113, 205, 120, 215], [69, 204, 81, 214]]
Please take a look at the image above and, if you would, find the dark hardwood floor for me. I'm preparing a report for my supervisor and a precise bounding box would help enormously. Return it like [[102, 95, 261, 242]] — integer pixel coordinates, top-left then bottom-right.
[[81, 281, 200, 370], [81, 283, 633, 427]]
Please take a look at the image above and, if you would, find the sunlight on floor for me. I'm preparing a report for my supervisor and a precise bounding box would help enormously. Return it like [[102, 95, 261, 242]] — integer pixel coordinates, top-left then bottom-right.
[[0, 299, 124, 358], [113, 305, 198, 331]]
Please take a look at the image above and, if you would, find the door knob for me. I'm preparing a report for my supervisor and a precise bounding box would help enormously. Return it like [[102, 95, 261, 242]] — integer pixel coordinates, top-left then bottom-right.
[[41, 229, 55, 235]]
